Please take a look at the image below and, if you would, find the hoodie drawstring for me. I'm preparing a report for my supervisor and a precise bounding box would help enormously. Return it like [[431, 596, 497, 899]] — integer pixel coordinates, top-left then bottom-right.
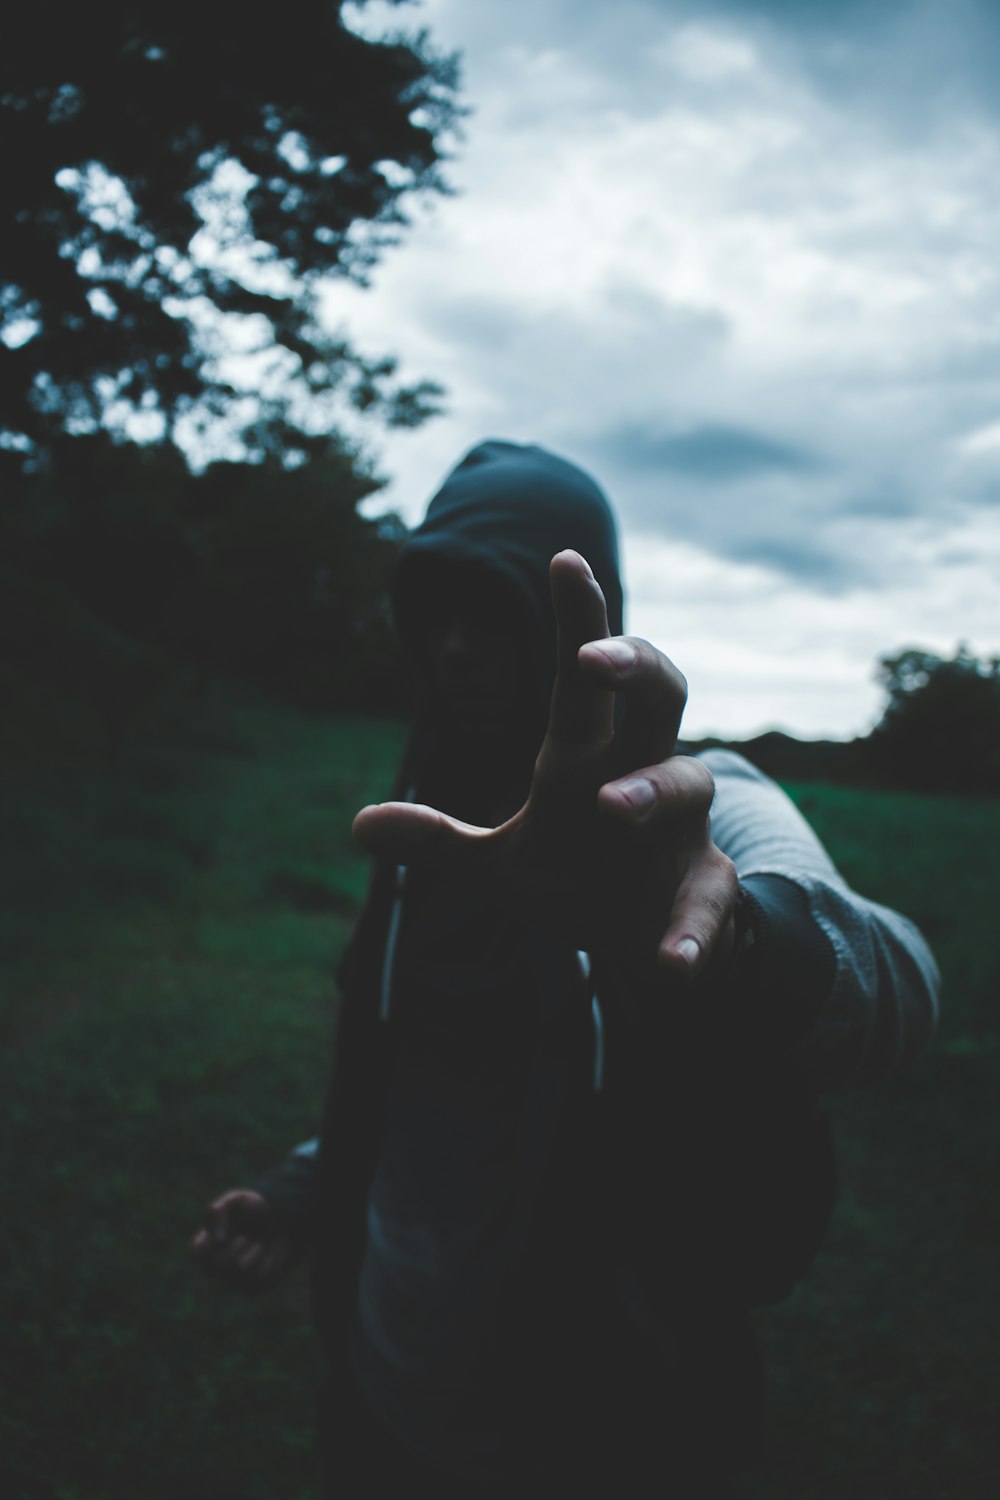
[[578, 950, 605, 1093], [378, 862, 408, 1024], [378, 787, 417, 1025]]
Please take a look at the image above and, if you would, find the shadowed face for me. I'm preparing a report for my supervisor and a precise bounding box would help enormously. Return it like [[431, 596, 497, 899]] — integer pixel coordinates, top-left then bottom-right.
[[426, 609, 523, 731], [398, 556, 537, 740]]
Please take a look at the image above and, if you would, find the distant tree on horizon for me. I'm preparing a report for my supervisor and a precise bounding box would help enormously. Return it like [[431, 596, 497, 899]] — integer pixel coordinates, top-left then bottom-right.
[[868, 645, 1000, 793]]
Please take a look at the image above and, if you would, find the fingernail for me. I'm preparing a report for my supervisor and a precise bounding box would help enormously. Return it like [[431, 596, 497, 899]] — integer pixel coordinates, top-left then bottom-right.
[[594, 639, 635, 671], [674, 938, 701, 969], [613, 777, 656, 818]]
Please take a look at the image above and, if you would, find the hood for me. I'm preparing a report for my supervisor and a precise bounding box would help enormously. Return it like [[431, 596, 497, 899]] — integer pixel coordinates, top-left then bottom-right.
[[392, 440, 624, 717]]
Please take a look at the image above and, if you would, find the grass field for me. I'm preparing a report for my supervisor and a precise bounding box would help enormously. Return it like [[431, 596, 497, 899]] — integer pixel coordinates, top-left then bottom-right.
[[1, 691, 997, 1499]]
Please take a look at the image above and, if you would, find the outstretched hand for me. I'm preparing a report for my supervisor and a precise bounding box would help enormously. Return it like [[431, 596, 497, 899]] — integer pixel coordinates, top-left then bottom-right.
[[353, 550, 738, 986]]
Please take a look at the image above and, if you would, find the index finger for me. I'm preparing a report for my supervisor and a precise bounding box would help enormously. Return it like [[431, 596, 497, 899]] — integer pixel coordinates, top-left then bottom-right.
[[546, 550, 614, 749]]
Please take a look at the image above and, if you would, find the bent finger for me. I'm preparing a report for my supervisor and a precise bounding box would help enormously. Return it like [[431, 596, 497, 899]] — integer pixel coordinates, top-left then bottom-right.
[[597, 755, 715, 830], [259, 1243, 293, 1286], [546, 550, 614, 749], [205, 1199, 231, 1246], [221, 1234, 250, 1267], [353, 801, 498, 865], [237, 1241, 266, 1274], [657, 850, 739, 980], [578, 636, 687, 771]]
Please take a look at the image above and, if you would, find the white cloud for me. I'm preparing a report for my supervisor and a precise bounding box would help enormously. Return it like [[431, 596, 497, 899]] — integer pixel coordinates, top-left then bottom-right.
[[956, 420, 1000, 456], [660, 24, 759, 81], [625, 510, 1000, 737], [330, 0, 1000, 736]]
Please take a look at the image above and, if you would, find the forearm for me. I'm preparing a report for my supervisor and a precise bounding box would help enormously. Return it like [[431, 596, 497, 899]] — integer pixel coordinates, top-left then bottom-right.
[[253, 1139, 319, 1242], [783, 878, 940, 1087], [699, 750, 940, 1089]]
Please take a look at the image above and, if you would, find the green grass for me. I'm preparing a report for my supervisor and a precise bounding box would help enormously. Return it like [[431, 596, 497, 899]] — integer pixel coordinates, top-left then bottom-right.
[[1, 714, 997, 1498], [0, 688, 405, 1500], [751, 783, 1000, 1500]]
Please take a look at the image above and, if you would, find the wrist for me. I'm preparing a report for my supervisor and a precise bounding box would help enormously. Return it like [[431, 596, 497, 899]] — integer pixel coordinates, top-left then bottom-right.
[[727, 873, 837, 1047], [716, 883, 758, 985]]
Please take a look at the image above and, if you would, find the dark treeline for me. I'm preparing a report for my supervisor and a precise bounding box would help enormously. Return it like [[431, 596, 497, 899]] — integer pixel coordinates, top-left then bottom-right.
[[2, 435, 409, 769], [690, 643, 1000, 796]]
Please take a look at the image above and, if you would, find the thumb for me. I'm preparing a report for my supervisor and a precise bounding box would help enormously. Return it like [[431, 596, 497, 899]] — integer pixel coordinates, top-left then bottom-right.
[[352, 801, 495, 865]]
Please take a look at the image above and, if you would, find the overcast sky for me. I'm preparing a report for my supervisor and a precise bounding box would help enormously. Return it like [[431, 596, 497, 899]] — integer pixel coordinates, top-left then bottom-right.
[[329, 0, 1000, 739]]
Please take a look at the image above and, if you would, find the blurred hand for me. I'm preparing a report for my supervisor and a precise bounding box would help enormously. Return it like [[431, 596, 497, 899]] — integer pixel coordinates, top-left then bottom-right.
[[190, 1189, 299, 1296], [353, 550, 738, 987]]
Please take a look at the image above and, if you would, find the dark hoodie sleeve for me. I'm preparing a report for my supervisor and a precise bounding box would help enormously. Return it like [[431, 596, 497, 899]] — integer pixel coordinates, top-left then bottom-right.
[[702, 750, 940, 1089], [730, 872, 836, 1049], [253, 1140, 319, 1244]]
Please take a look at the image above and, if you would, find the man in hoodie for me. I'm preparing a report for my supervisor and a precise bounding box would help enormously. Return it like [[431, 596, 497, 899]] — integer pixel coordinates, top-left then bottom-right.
[[192, 441, 939, 1496]]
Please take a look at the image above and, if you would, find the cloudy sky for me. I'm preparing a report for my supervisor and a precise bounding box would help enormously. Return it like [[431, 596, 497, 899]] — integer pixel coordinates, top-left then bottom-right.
[[328, 0, 1000, 739]]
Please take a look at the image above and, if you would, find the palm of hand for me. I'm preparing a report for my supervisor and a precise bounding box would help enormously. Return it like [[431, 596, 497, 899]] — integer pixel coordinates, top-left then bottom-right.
[[354, 551, 736, 982], [484, 731, 687, 954]]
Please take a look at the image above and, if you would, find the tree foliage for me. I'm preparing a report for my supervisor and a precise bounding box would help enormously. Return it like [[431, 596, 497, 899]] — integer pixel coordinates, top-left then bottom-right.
[[868, 645, 1000, 793], [1, 0, 461, 467]]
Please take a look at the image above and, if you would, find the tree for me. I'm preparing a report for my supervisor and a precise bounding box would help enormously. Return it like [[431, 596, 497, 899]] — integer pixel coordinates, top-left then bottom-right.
[[867, 645, 1000, 793], [1, 0, 461, 469], [1, 429, 409, 768]]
